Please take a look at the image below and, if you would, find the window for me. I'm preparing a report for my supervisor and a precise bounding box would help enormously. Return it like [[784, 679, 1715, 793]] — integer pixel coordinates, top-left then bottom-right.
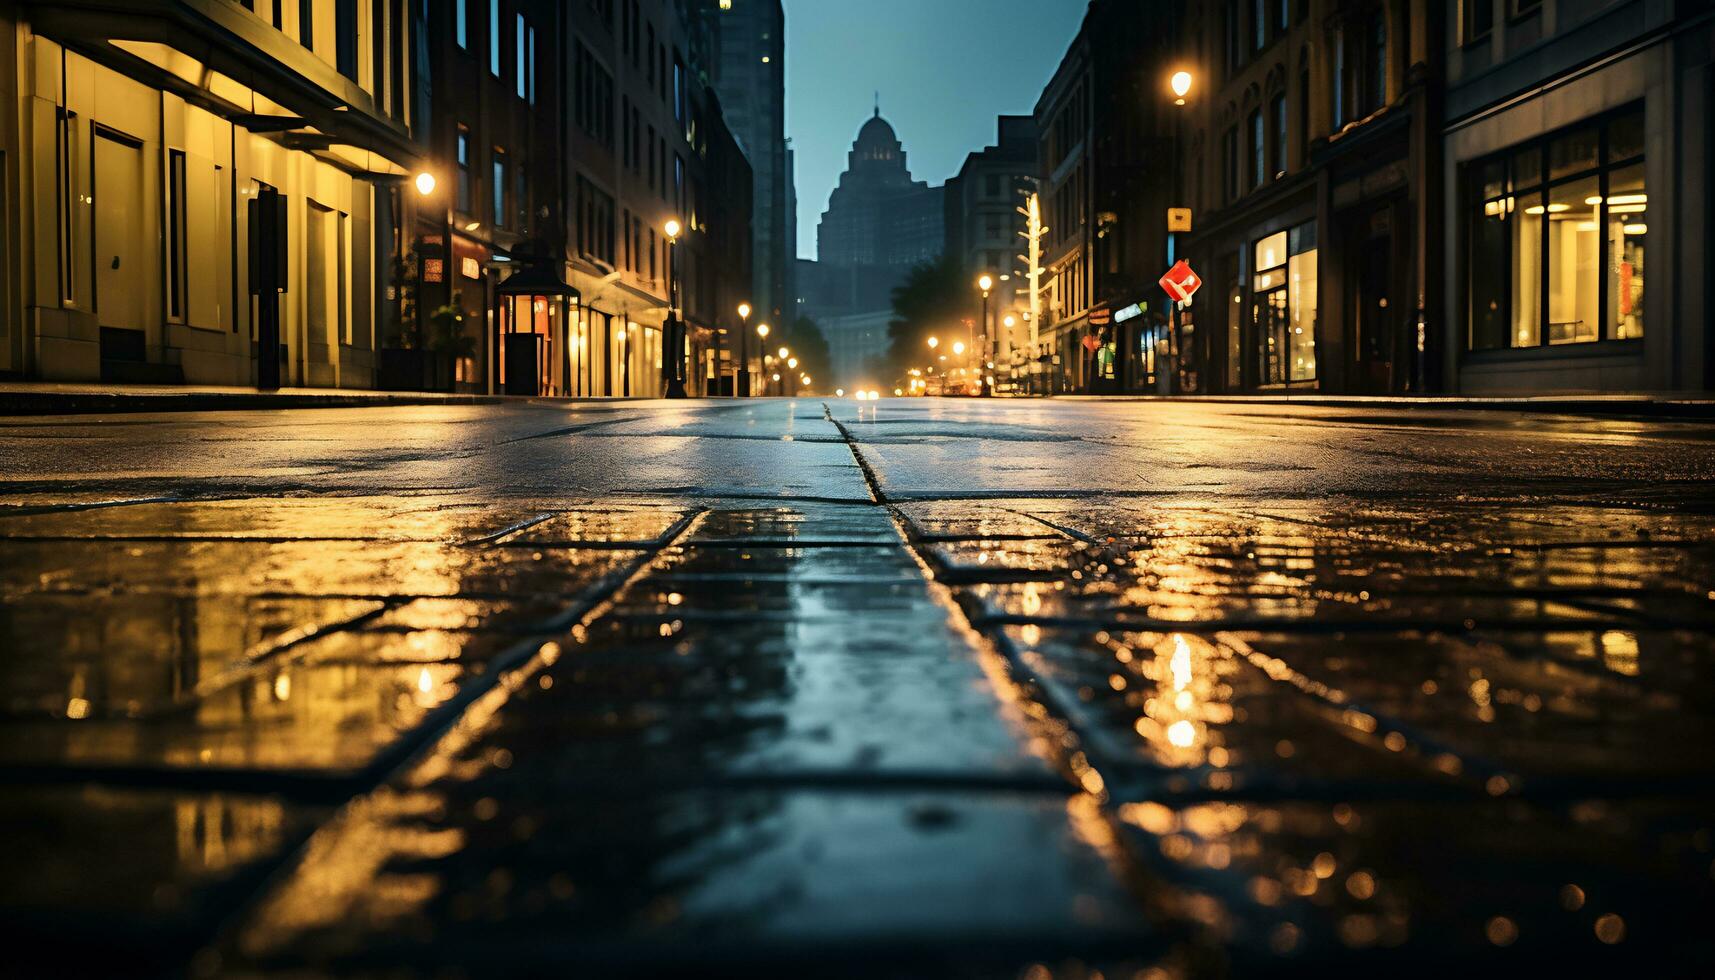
[[300, 0, 314, 48], [1463, 0, 1493, 43], [1512, 0, 1542, 15], [1466, 106, 1646, 351], [1298, 66, 1310, 162], [1223, 125, 1239, 202], [575, 43, 615, 148], [1252, 224, 1317, 383], [489, 0, 501, 76], [1254, 0, 1266, 50], [517, 15, 528, 99], [335, 0, 357, 78], [456, 126, 471, 212], [492, 148, 507, 227], [456, 0, 468, 48], [166, 149, 186, 320], [1250, 108, 1264, 188], [1271, 93, 1287, 178], [1225, 0, 1244, 76], [527, 25, 536, 103]]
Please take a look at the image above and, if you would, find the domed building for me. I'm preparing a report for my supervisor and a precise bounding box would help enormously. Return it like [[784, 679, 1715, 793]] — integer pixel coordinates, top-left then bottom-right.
[[816, 109, 945, 269], [800, 108, 946, 386]]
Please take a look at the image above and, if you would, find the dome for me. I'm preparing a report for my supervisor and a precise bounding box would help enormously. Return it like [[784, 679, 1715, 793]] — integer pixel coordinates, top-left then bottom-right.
[[856, 112, 897, 150], [852, 109, 902, 166]]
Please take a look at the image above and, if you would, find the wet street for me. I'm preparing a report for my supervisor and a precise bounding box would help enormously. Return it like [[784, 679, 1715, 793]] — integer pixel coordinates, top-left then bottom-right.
[[2, 397, 1713, 977]]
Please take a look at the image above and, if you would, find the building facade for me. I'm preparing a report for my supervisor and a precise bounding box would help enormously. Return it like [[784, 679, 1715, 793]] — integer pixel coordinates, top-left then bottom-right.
[[1442, 0, 1712, 394], [413, 0, 565, 394], [1177, 0, 1442, 396], [816, 111, 943, 269], [0, 0, 418, 387], [712, 0, 790, 336], [802, 110, 944, 389], [553, 0, 751, 398], [945, 115, 1038, 392], [1035, 0, 1183, 395]]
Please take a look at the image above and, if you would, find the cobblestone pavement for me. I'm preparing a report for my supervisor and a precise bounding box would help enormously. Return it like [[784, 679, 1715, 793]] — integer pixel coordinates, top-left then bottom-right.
[[1, 398, 1713, 977]]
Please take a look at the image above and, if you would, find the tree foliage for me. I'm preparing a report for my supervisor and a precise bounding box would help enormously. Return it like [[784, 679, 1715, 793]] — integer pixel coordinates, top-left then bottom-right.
[[886, 255, 969, 375], [783, 316, 832, 390]]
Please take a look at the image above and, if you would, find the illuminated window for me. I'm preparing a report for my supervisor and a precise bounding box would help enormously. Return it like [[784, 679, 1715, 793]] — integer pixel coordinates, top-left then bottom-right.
[[1466, 106, 1645, 350]]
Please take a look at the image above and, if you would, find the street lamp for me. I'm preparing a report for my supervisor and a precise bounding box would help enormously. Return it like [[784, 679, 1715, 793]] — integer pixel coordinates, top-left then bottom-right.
[[1170, 70, 1193, 106], [755, 323, 770, 395], [1164, 69, 1194, 394], [736, 303, 752, 397], [413, 172, 437, 197], [976, 275, 994, 397], [663, 218, 686, 398]]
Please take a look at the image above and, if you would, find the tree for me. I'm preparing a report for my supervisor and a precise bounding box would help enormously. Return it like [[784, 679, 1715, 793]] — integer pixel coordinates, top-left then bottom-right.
[[784, 316, 832, 391], [886, 255, 969, 376]]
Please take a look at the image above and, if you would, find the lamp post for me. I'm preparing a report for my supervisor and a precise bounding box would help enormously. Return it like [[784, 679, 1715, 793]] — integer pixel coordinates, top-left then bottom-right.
[[980, 274, 994, 396], [1165, 70, 1193, 395], [755, 322, 771, 394], [663, 219, 686, 398], [736, 303, 752, 397]]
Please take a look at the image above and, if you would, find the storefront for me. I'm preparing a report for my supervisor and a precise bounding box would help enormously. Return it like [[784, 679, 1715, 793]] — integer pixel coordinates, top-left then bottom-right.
[[1441, 1, 1710, 395]]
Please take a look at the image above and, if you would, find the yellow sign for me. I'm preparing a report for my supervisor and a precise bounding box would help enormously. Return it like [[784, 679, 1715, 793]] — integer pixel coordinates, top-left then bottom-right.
[[1167, 208, 1193, 233]]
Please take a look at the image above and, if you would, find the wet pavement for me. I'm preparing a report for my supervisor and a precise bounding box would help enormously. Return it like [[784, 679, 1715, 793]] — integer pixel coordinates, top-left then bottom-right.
[[1, 397, 1713, 977]]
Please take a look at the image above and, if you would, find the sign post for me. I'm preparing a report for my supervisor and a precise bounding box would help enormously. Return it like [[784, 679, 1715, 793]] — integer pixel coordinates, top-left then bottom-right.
[[1157, 260, 1203, 395]]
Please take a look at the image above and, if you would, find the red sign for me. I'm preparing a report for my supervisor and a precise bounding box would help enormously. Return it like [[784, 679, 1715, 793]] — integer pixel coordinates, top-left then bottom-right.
[[1159, 260, 1203, 303], [1088, 304, 1111, 326], [1081, 333, 1102, 353]]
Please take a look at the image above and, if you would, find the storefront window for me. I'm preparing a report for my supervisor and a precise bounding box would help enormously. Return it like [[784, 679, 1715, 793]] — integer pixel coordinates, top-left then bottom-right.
[[1287, 236, 1317, 380], [1253, 232, 1288, 385], [1465, 106, 1644, 351], [1250, 226, 1316, 385], [1607, 163, 1645, 340], [1546, 174, 1599, 344], [1469, 159, 1509, 350]]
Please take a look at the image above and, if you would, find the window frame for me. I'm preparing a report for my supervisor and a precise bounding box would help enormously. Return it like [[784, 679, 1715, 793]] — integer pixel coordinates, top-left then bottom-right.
[[1464, 103, 1647, 353]]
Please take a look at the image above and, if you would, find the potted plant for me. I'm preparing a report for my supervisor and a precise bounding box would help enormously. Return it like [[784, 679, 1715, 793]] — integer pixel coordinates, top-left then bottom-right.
[[379, 250, 429, 391], [424, 299, 476, 392]]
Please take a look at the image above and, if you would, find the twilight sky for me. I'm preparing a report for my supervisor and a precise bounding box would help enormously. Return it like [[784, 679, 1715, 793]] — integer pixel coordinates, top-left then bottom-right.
[[785, 0, 1088, 260]]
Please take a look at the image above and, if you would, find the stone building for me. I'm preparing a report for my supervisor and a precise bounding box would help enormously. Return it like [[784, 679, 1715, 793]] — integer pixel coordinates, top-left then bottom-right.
[[1441, 0, 1713, 394], [1035, 0, 1183, 395], [0, 0, 418, 387], [713, 0, 791, 340], [945, 115, 1038, 391], [1177, 0, 1443, 396]]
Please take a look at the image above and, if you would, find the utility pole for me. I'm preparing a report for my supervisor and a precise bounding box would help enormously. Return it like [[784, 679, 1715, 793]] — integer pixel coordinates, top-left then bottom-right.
[[1018, 191, 1048, 396]]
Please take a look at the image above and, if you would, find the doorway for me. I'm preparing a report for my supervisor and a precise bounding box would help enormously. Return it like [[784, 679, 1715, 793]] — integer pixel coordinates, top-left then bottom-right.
[[1345, 204, 1399, 394], [93, 129, 146, 351]]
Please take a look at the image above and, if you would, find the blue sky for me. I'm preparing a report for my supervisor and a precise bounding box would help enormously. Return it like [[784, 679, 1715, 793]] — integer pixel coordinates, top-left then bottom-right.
[[785, 0, 1088, 260]]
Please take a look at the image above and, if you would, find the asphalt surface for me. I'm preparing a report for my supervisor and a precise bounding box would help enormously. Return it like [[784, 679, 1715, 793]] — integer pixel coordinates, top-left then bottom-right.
[[1, 397, 1713, 977]]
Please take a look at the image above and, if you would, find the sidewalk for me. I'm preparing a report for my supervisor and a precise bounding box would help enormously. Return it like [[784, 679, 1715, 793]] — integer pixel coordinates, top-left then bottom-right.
[[1053, 392, 1715, 417]]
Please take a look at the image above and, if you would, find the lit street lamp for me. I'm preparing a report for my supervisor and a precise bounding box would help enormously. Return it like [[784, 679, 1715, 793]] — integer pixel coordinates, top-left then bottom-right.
[[1163, 69, 1194, 395], [976, 274, 994, 397], [736, 302, 752, 397], [663, 218, 686, 398], [755, 322, 770, 395]]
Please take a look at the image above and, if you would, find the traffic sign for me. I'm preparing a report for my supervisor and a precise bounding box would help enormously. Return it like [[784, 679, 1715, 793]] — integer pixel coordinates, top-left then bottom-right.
[[1159, 259, 1202, 304], [1167, 208, 1193, 233]]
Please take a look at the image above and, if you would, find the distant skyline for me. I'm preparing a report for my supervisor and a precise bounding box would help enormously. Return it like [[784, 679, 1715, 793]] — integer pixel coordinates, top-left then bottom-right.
[[784, 0, 1087, 261]]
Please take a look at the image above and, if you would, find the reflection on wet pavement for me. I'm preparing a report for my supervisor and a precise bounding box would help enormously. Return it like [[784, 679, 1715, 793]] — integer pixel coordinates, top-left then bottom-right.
[[2, 398, 1714, 976]]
